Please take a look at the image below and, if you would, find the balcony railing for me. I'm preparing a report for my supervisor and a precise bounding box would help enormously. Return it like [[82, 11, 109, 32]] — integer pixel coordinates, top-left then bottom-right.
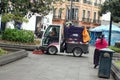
[[83, 0, 87, 3], [93, 19, 101, 24], [65, 17, 79, 21], [72, 17, 79, 21], [82, 18, 91, 23], [67, 0, 79, 2], [94, 2, 99, 6], [53, 15, 61, 19], [87, 1, 92, 4], [82, 18, 101, 24]]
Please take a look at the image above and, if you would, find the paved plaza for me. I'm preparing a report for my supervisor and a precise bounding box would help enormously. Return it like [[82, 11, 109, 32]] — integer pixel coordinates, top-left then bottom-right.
[[0, 46, 114, 80]]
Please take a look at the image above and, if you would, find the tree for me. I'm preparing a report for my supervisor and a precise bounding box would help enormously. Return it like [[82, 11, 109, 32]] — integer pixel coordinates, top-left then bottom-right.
[[1, 0, 63, 23], [99, 0, 120, 46], [99, 0, 120, 23]]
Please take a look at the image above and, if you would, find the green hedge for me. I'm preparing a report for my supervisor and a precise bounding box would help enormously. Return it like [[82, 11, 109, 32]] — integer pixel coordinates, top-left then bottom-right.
[[115, 42, 120, 48], [2, 28, 34, 43], [109, 46, 120, 53]]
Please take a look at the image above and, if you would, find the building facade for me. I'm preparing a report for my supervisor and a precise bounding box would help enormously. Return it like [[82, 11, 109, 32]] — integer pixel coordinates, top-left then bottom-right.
[[52, 0, 105, 28]]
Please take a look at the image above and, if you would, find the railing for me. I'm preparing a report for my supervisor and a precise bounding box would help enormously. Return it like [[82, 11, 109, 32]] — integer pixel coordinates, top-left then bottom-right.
[[93, 19, 101, 24], [94, 2, 99, 6], [83, 0, 92, 5], [65, 17, 79, 21], [53, 15, 61, 19], [81, 18, 101, 24], [83, 0, 87, 3], [82, 18, 91, 23], [87, 1, 92, 5], [67, 0, 79, 2], [72, 17, 79, 21]]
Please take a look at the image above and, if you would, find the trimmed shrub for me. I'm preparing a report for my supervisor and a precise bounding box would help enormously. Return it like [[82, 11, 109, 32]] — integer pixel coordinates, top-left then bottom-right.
[[2, 28, 34, 43], [109, 46, 120, 53], [115, 41, 120, 48]]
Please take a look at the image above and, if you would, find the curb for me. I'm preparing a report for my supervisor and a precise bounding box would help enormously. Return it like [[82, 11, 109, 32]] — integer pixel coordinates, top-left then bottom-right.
[[0, 49, 28, 66], [0, 43, 38, 51], [111, 61, 120, 80]]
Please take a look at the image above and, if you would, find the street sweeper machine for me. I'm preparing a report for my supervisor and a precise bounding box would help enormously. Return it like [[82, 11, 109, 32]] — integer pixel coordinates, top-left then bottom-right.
[[39, 23, 90, 57]]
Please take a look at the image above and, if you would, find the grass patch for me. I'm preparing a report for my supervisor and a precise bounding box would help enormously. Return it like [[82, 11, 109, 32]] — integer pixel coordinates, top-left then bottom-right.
[[109, 46, 120, 53], [115, 61, 120, 67], [0, 48, 8, 56]]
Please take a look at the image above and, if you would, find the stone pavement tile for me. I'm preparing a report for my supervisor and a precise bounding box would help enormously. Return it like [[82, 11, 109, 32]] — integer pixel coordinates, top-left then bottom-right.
[[88, 46, 114, 80], [0, 46, 115, 80]]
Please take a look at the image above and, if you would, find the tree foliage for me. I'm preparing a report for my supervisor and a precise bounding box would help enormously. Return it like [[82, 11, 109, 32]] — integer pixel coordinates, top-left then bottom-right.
[[99, 0, 120, 23], [1, 0, 63, 23]]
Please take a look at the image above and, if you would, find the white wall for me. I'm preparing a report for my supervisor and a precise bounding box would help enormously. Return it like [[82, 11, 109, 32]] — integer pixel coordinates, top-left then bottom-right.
[[21, 12, 53, 32], [101, 12, 120, 27], [21, 15, 36, 31], [41, 12, 53, 31], [101, 12, 111, 21]]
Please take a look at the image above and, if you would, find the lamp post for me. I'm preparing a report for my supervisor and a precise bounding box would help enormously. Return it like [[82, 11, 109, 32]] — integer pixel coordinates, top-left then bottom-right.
[[69, 0, 73, 21], [108, 0, 112, 46], [108, 13, 112, 46], [0, 0, 2, 32], [0, 0, 1, 14]]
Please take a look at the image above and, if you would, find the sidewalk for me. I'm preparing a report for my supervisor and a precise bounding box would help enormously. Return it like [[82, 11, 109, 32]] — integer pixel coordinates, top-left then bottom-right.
[[0, 46, 114, 80], [87, 46, 114, 80]]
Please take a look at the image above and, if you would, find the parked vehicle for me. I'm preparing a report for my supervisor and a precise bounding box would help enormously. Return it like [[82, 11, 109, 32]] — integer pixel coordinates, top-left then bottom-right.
[[39, 24, 90, 57]]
